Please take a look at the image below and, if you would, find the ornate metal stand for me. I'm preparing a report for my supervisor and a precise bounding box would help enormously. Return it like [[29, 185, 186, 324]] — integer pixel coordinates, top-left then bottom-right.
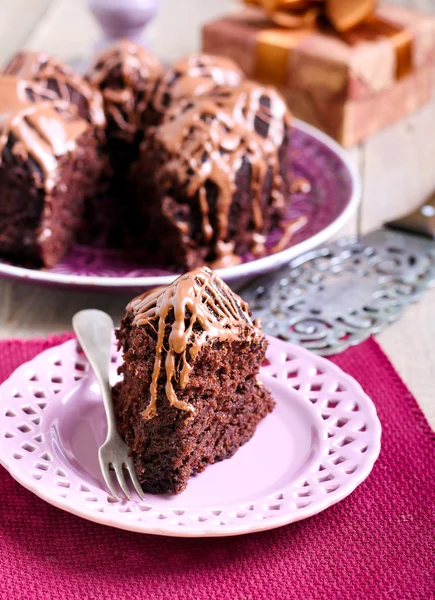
[[241, 229, 435, 356]]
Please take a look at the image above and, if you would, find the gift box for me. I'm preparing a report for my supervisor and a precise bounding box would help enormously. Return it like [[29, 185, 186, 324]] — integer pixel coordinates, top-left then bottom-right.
[[202, 4, 435, 147]]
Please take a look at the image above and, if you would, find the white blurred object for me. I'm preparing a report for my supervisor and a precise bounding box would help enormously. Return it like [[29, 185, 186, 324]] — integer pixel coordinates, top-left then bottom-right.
[[87, 0, 160, 48]]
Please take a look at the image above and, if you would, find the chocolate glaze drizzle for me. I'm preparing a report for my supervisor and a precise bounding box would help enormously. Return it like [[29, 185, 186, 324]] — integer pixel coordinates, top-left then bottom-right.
[[0, 101, 89, 192], [0, 75, 58, 113], [127, 266, 262, 419], [152, 53, 244, 114], [3, 51, 105, 128], [86, 39, 163, 141], [148, 80, 291, 264]]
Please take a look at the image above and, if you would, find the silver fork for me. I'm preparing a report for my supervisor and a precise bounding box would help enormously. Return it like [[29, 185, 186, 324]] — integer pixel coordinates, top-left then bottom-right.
[[72, 309, 144, 501]]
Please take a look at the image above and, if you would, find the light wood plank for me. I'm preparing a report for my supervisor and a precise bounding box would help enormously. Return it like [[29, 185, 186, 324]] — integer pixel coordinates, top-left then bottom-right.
[[360, 94, 435, 233], [148, 0, 233, 64], [340, 145, 363, 238], [0, 282, 128, 339], [23, 0, 100, 66], [377, 288, 435, 428], [361, 0, 435, 231], [0, 0, 54, 63], [385, 0, 435, 10], [22, 0, 234, 67]]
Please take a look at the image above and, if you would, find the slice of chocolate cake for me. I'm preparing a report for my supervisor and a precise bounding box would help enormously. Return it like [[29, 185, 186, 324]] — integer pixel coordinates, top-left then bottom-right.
[[0, 101, 104, 267], [3, 50, 106, 131], [129, 81, 291, 269], [85, 39, 163, 175], [151, 53, 244, 119], [3, 51, 113, 247], [84, 40, 164, 248], [113, 266, 274, 494]]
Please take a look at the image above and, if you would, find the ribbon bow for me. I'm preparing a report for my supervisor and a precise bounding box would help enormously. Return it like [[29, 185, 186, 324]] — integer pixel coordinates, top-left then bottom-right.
[[245, 0, 376, 32]]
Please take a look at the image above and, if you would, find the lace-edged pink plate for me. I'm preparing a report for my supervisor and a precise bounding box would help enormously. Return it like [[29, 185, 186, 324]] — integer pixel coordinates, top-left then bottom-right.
[[0, 336, 381, 537]]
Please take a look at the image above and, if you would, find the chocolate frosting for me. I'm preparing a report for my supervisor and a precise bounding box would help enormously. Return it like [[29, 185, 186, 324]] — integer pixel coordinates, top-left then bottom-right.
[[3, 51, 105, 128], [212, 81, 290, 138], [0, 75, 58, 113], [152, 53, 244, 114], [127, 266, 262, 419], [85, 39, 163, 142], [0, 101, 89, 192], [146, 81, 290, 262]]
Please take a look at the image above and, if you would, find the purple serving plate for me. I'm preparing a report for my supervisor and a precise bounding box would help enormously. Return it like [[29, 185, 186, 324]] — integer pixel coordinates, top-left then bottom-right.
[[0, 120, 360, 292]]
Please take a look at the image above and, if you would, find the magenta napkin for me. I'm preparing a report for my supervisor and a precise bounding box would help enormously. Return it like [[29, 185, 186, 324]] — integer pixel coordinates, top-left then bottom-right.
[[0, 335, 434, 600]]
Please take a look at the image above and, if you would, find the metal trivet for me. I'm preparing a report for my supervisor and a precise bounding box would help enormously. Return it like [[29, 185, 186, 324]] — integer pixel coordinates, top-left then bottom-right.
[[241, 224, 435, 356]]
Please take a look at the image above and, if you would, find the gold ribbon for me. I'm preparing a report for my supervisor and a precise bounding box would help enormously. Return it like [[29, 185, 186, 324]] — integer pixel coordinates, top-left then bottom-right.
[[243, 0, 413, 86], [244, 0, 376, 32]]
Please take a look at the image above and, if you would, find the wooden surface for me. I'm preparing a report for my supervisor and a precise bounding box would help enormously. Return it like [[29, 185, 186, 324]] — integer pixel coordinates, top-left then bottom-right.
[[0, 0, 434, 429]]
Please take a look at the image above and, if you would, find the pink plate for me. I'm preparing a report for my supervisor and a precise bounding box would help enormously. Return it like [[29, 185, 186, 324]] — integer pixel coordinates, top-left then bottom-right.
[[0, 120, 360, 292], [0, 336, 380, 537]]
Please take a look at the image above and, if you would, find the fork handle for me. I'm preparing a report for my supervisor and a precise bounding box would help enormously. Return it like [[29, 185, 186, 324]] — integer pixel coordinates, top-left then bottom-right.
[[72, 309, 117, 439]]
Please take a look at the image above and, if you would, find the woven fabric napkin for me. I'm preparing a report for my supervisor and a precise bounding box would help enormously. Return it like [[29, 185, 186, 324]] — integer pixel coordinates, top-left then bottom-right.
[[0, 335, 434, 600]]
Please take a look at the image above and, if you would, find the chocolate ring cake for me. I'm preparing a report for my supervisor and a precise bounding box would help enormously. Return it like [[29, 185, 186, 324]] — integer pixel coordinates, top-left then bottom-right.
[[0, 47, 294, 271], [0, 101, 104, 267], [129, 80, 291, 268], [113, 266, 274, 494], [152, 53, 244, 117], [85, 39, 163, 175], [3, 50, 106, 130]]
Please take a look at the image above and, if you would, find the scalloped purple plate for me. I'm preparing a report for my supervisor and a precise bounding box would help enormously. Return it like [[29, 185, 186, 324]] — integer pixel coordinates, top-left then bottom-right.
[[0, 120, 360, 292]]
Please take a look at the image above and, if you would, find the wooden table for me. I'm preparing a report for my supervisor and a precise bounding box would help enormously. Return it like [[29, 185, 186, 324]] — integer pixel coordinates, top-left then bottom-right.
[[0, 0, 434, 428]]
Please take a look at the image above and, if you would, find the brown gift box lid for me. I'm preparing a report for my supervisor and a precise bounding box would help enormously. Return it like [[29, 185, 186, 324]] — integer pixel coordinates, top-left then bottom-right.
[[202, 6, 435, 101], [202, 5, 435, 145]]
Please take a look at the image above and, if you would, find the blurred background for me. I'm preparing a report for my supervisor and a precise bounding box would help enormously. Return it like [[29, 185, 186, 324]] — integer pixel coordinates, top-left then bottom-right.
[[0, 0, 433, 66]]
